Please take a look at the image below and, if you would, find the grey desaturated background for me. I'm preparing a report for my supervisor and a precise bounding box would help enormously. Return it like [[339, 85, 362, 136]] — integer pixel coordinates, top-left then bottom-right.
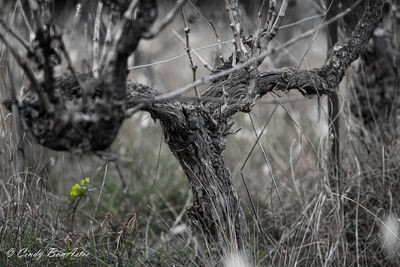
[[0, 0, 337, 230]]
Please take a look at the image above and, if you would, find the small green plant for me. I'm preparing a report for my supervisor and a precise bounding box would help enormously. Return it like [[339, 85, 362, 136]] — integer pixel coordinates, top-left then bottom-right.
[[70, 178, 90, 197], [68, 178, 91, 231]]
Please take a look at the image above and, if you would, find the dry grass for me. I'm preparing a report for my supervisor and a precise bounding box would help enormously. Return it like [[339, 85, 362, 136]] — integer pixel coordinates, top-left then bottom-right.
[[1, 80, 399, 266]]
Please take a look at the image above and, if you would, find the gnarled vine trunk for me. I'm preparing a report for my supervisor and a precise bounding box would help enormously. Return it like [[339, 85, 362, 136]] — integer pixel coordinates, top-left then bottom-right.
[[162, 106, 248, 259], [352, 16, 400, 143]]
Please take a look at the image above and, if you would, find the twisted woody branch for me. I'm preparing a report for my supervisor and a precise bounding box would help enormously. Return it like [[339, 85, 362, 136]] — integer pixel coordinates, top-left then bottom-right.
[[1, 0, 384, 261]]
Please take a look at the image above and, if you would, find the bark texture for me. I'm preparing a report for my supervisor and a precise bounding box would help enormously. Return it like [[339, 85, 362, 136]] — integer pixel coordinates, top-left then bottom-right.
[[326, 0, 340, 179], [337, 0, 400, 141], [352, 11, 400, 142], [336, 2, 399, 265]]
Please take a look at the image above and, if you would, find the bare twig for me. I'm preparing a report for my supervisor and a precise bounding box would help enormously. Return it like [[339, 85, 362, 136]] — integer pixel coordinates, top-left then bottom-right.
[[269, 0, 363, 55], [57, 36, 84, 92], [142, 0, 187, 39], [265, 0, 277, 32], [268, 0, 289, 40], [99, 5, 117, 74], [279, 14, 324, 30], [93, 1, 103, 79], [250, 0, 267, 59], [102, 0, 141, 99], [72, 3, 82, 35], [187, 0, 231, 55], [26, 0, 41, 31], [130, 0, 380, 107], [187, 0, 223, 41], [209, 21, 225, 63], [18, 1, 34, 41], [262, 0, 289, 52], [258, 1, 267, 33], [102, 0, 149, 76], [127, 39, 234, 70], [171, 30, 213, 71], [151, 50, 296, 103], [128, 13, 330, 72], [0, 18, 31, 51], [180, 7, 200, 97], [0, 29, 51, 112], [225, 0, 245, 62], [0, 0, 19, 63], [248, 0, 268, 97], [105, 0, 139, 56]]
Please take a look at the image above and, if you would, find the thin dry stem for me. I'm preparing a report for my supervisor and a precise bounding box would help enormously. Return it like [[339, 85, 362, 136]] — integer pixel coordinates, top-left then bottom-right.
[[99, 6, 116, 74], [27, 0, 41, 31], [0, 29, 51, 112], [171, 30, 213, 71], [58, 35, 84, 94], [0, 18, 31, 51], [262, 0, 289, 53], [180, 7, 200, 97], [93, 1, 103, 79], [142, 0, 187, 39], [102, 0, 139, 75], [18, 1, 34, 41], [265, 0, 276, 32], [225, 0, 244, 62], [187, 0, 230, 55]]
